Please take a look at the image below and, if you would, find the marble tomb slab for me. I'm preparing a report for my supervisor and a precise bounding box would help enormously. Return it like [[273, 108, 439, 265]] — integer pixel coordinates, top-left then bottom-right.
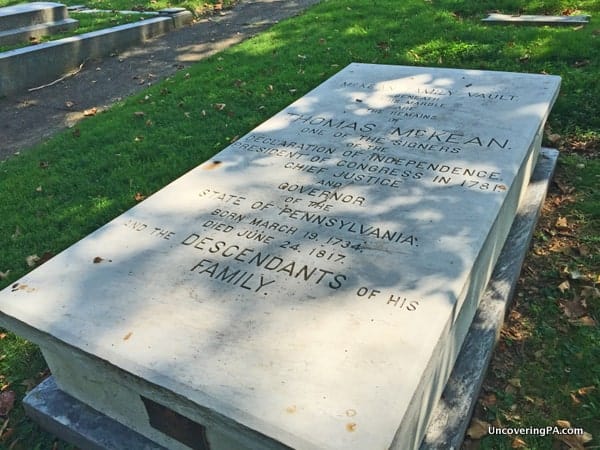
[[0, 64, 561, 450]]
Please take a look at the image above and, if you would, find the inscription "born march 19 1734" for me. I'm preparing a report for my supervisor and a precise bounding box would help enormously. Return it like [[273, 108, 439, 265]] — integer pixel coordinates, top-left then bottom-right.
[[0, 64, 560, 450]]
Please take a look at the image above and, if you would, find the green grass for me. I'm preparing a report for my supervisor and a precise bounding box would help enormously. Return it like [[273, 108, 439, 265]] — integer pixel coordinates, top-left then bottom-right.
[[0, 12, 148, 53], [1, 0, 599, 448]]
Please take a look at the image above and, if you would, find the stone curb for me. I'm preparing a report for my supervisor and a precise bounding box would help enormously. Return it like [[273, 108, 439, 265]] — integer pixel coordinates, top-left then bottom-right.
[[0, 11, 191, 97]]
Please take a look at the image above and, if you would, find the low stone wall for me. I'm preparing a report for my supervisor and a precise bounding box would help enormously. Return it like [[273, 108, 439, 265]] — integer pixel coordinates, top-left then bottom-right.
[[0, 13, 189, 96]]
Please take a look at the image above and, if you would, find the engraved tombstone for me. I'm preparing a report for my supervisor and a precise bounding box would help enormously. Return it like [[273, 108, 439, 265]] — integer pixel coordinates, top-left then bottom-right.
[[0, 64, 560, 449]]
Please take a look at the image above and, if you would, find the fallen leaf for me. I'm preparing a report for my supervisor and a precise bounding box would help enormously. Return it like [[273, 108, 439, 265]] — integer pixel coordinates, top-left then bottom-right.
[[0, 271, 10, 280], [556, 419, 572, 428], [133, 111, 145, 117], [481, 392, 497, 407], [577, 386, 596, 396], [92, 257, 104, 264], [213, 103, 226, 111], [123, 332, 133, 340], [64, 100, 75, 108], [558, 430, 593, 450], [83, 107, 97, 116], [555, 216, 569, 230], [39, 161, 49, 169], [134, 192, 146, 202], [570, 392, 581, 405], [558, 280, 570, 293], [466, 418, 489, 439], [508, 378, 521, 388], [25, 255, 39, 267], [570, 316, 597, 327], [0, 391, 15, 416], [547, 133, 562, 144], [512, 437, 527, 448], [35, 186, 42, 192], [581, 286, 600, 300], [554, 179, 575, 194], [560, 299, 587, 319]]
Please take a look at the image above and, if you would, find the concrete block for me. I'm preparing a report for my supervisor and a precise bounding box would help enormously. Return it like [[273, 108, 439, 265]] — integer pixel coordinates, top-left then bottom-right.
[[0, 2, 68, 31], [0, 17, 173, 96], [0, 18, 78, 46]]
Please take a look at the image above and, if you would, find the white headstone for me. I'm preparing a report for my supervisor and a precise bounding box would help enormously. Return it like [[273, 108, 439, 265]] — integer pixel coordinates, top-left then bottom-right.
[[0, 64, 560, 449]]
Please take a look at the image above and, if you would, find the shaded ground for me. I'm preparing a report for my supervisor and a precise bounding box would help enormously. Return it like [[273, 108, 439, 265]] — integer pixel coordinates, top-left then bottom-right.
[[0, 0, 321, 160]]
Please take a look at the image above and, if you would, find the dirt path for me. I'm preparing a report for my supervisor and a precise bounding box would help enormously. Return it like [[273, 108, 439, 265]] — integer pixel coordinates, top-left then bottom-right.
[[0, 0, 321, 160]]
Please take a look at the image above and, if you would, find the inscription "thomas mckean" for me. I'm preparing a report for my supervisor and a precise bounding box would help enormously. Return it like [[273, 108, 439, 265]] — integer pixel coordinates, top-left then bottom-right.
[[390, 128, 509, 149]]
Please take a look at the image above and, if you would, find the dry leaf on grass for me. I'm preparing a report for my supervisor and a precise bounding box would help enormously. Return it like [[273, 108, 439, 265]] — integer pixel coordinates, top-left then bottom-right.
[[508, 378, 521, 388], [0, 271, 9, 280], [581, 286, 600, 300], [511, 436, 527, 448], [570, 316, 597, 327], [134, 192, 146, 202], [558, 280, 571, 293], [466, 418, 489, 439], [25, 255, 39, 267], [555, 216, 569, 230], [559, 298, 588, 319], [83, 107, 97, 116], [557, 431, 593, 450], [577, 386, 596, 396]]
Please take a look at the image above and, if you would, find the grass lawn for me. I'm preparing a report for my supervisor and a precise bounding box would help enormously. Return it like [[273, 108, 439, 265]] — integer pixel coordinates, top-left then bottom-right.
[[1, 0, 599, 449]]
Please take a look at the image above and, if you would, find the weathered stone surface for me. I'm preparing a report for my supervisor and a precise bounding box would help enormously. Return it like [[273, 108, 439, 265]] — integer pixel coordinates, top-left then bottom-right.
[[0, 2, 68, 31], [0, 64, 560, 449]]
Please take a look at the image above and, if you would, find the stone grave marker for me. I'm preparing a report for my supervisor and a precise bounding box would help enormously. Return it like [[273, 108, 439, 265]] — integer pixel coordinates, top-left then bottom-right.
[[482, 13, 590, 25], [0, 63, 560, 449]]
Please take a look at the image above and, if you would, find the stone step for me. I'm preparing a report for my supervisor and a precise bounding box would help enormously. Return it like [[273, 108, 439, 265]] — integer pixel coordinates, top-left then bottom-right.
[[0, 2, 69, 32], [0, 18, 78, 46]]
